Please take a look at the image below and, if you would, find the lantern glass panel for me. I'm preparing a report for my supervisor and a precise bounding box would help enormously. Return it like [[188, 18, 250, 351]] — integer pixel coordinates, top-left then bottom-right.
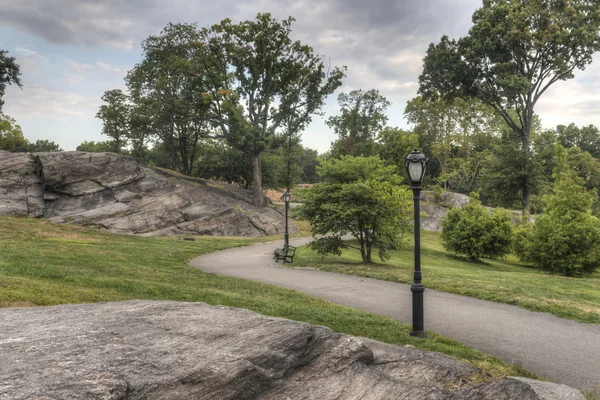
[[408, 162, 424, 183]]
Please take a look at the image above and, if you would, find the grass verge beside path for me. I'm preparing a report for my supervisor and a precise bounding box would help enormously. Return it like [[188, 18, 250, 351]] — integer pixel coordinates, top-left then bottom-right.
[[291, 230, 600, 324], [0, 217, 536, 381]]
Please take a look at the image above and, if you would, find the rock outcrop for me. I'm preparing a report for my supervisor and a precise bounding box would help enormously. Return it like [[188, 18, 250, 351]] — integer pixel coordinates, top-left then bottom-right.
[[420, 191, 529, 232], [0, 151, 295, 237], [0, 301, 583, 400]]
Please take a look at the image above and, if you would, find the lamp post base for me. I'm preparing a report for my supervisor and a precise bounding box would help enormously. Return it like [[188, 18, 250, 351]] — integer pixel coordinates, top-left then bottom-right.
[[410, 283, 426, 338]]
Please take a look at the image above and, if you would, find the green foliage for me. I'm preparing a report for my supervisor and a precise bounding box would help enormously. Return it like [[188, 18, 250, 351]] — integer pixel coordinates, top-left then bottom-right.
[[76, 140, 119, 153], [557, 123, 600, 159], [299, 147, 320, 183], [441, 193, 514, 262], [127, 23, 212, 175], [0, 50, 22, 113], [377, 127, 419, 178], [0, 114, 28, 152], [513, 219, 533, 262], [328, 89, 390, 158], [196, 140, 253, 188], [480, 119, 553, 212], [27, 140, 62, 153], [431, 185, 445, 205], [1, 115, 62, 153], [298, 156, 412, 263], [405, 97, 499, 192], [419, 0, 600, 211], [518, 167, 600, 277], [208, 13, 345, 206], [96, 89, 131, 153]]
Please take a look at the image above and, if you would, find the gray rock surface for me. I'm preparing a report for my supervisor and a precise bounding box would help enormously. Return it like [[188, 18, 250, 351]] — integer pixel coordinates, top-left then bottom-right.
[[0, 151, 295, 237], [420, 191, 470, 232], [0, 152, 44, 217], [0, 301, 583, 400], [420, 191, 529, 232]]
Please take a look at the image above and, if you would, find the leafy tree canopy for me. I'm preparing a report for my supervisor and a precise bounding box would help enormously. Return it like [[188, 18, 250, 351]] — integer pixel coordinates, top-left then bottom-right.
[[0, 50, 22, 113], [419, 0, 600, 211], [298, 156, 412, 263], [96, 89, 131, 154], [0, 114, 28, 152], [377, 127, 419, 178], [328, 89, 390, 158], [206, 13, 345, 206], [557, 123, 600, 159]]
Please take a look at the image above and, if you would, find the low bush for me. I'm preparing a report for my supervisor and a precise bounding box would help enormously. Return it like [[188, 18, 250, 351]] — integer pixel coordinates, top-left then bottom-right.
[[441, 193, 514, 262], [517, 171, 600, 276]]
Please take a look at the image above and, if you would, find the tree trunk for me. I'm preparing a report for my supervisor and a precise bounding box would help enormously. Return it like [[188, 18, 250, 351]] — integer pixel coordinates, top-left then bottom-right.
[[251, 154, 265, 207], [359, 242, 368, 263], [522, 125, 531, 216], [366, 242, 372, 263]]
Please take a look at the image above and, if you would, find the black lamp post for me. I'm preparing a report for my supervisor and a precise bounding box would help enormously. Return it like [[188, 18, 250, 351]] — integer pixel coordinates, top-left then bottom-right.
[[283, 190, 291, 246], [404, 149, 427, 338]]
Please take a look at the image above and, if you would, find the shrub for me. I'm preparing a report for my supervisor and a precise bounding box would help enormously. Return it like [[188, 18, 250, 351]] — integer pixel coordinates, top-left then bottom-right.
[[518, 171, 600, 276], [441, 193, 514, 262], [431, 185, 445, 205], [298, 156, 412, 263]]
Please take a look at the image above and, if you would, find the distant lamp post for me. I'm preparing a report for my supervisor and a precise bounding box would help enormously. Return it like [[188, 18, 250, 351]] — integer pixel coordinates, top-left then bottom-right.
[[283, 190, 291, 246], [404, 149, 427, 338]]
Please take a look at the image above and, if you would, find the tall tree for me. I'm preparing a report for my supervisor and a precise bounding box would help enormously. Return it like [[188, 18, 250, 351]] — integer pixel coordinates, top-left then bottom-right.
[[328, 89, 390, 158], [127, 23, 212, 175], [418, 0, 600, 212], [96, 89, 131, 153], [128, 97, 157, 163], [204, 14, 345, 207], [0, 50, 22, 113]]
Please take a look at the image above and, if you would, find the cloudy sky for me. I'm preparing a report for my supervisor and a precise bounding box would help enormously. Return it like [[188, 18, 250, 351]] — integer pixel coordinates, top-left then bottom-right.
[[2, 0, 600, 153]]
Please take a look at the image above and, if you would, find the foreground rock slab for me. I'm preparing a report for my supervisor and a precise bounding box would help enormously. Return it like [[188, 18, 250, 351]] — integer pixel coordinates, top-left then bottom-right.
[[0, 301, 583, 400], [0, 151, 295, 237]]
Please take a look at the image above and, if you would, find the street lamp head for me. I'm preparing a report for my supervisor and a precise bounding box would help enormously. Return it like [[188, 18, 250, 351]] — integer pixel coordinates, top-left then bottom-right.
[[404, 149, 427, 184], [283, 191, 291, 204]]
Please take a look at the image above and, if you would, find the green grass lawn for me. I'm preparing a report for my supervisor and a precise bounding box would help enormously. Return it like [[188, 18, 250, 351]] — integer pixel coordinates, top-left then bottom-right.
[[0, 216, 536, 381], [290, 230, 600, 324]]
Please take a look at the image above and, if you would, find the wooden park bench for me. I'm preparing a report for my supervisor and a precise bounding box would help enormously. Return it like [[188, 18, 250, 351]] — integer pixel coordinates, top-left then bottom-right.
[[274, 244, 296, 265]]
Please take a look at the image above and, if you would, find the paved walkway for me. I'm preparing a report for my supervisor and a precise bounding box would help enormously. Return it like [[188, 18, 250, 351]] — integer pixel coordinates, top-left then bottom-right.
[[190, 237, 600, 392]]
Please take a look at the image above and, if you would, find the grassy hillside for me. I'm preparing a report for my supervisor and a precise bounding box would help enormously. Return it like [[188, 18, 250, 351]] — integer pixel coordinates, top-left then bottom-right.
[[0, 217, 535, 380], [291, 230, 600, 324]]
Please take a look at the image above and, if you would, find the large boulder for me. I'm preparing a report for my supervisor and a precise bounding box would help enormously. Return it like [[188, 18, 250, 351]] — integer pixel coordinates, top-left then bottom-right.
[[0, 301, 583, 400], [0, 151, 295, 237]]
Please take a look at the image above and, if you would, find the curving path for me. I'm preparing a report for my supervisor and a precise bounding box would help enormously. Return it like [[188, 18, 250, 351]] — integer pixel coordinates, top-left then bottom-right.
[[190, 237, 600, 392]]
